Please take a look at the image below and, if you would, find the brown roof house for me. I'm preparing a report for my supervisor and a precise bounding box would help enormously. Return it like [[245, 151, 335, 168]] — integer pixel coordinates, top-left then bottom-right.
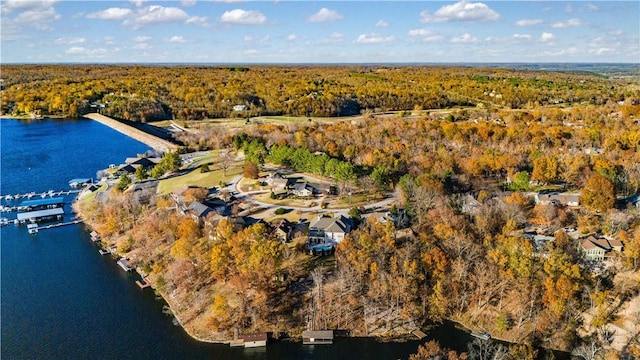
[[579, 236, 623, 261]]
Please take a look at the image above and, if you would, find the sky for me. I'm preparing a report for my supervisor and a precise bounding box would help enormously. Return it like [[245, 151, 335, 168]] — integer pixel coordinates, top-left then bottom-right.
[[1, 0, 638, 63]]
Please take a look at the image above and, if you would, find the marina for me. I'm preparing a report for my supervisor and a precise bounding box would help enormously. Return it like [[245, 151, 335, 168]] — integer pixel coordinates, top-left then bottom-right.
[[0, 189, 81, 203]]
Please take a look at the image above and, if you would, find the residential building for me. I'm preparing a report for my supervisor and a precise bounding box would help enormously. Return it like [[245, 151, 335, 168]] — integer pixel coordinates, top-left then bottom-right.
[[534, 193, 581, 207], [292, 182, 315, 197], [308, 215, 352, 248], [579, 236, 623, 261]]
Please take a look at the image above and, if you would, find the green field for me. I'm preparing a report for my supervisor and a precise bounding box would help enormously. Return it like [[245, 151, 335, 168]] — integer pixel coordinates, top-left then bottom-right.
[[157, 165, 242, 195]]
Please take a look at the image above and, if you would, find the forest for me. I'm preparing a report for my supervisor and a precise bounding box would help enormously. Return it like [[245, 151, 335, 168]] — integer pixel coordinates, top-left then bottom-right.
[[46, 64, 640, 359], [2, 64, 637, 121]]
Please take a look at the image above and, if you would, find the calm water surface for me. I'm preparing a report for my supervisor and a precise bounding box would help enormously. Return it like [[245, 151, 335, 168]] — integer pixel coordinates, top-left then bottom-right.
[[1, 118, 471, 360]]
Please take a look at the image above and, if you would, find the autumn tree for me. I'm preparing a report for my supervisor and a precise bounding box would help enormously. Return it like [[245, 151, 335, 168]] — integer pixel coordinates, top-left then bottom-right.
[[581, 174, 615, 212], [531, 156, 559, 184], [243, 161, 260, 179]]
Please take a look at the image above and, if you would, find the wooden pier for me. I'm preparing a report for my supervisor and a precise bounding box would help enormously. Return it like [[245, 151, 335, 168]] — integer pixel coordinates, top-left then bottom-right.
[[136, 279, 152, 289]]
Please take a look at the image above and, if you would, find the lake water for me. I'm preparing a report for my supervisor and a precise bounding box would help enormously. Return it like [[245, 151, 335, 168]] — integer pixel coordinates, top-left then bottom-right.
[[1, 118, 475, 359]]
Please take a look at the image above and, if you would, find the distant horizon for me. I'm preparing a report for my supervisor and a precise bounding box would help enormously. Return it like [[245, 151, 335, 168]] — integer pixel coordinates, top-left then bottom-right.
[[2, 1, 638, 63]]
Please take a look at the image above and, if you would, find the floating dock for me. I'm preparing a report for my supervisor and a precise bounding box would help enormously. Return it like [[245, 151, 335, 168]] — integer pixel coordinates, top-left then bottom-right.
[[136, 279, 152, 289], [17, 208, 64, 223], [117, 258, 133, 272]]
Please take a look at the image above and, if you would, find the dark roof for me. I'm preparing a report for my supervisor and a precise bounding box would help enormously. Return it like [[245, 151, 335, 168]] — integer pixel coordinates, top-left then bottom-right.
[[186, 201, 213, 218]]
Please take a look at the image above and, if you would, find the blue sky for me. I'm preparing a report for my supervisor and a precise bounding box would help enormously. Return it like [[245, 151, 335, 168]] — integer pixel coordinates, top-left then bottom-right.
[[1, 1, 638, 63]]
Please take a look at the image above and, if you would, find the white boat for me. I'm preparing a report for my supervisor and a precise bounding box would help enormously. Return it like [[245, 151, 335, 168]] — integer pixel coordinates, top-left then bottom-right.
[[471, 331, 491, 341], [27, 223, 39, 234]]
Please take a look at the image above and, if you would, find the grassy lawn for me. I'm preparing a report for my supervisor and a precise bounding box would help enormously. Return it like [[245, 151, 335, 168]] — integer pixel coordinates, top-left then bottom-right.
[[157, 166, 242, 195], [79, 182, 108, 203]]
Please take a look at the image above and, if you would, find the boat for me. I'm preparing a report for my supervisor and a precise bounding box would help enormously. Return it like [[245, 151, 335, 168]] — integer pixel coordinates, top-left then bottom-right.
[[99, 248, 111, 255], [27, 223, 39, 234], [471, 331, 491, 341]]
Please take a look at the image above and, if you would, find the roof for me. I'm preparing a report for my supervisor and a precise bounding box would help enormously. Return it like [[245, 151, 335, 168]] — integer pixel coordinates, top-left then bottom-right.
[[17, 207, 64, 221], [608, 238, 623, 247], [310, 215, 351, 233], [186, 202, 213, 217], [302, 330, 334, 339], [293, 182, 314, 192], [238, 333, 268, 342], [20, 197, 65, 208], [581, 236, 612, 251]]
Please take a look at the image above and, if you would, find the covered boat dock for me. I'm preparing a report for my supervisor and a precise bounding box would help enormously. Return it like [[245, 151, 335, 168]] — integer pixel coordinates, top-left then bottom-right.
[[17, 208, 64, 223]]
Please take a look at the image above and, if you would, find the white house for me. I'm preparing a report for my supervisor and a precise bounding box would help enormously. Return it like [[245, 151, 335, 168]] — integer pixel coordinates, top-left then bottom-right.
[[308, 215, 352, 247]]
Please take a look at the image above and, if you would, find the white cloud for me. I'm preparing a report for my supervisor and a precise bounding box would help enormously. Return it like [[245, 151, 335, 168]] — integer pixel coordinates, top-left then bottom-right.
[[133, 43, 151, 50], [354, 33, 395, 44], [375, 20, 388, 28], [168, 35, 186, 43], [420, 0, 500, 23], [65, 46, 107, 56], [220, 9, 266, 25], [286, 34, 297, 41], [129, 5, 188, 28], [54, 37, 86, 45], [550, 18, 582, 28], [407, 28, 444, 42], [451, 33, 478, 43], [320, 32, 344, 44], [512, 34, 532, 41], [1, 0, 59, 14], [87, 7, 132, 20], [13, 5, 61, 29], [589, 47, 615, 55], [244, 49, 259, 55], [133, 35, 152, 42], [308, 8, 343, 23], [544, 47, 578, 56], [181, 0, 197, 6], [130, 0, 147, 7], [540, 32, 555, 42], [586, 3, 598, 11], [104, 36, 114, 45], [244, 35, 269, 43], [185, 16, 208, 26], [516, 19, 542, 26]]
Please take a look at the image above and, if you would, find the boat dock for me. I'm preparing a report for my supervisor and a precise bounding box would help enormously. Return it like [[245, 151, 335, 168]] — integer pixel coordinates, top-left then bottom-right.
[[117, 258, 133, 272], [0, 190, 81, 205], [25, 219, 84, 233], [136, 279, 152, 289]]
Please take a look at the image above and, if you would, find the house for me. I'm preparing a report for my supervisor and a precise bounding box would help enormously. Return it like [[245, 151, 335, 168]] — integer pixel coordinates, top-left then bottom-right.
[[273, 219, 295, 243], [579, 236, 623, 261], [186, 201, 214, 222], [130, 180, 159, 204], [534, 193, 580, 207], [292, 182, 315, 197], [125, 156, 161, 168], [237, 333, 268, 348], [308, 215, 352, 249], [302, 330, 334, 345], [114, 163, 140, 176], [265, 173, 290, 193], [203, 198, 228, 215]]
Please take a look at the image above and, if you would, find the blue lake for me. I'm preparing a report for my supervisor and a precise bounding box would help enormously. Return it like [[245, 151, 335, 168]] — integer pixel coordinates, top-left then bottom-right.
[[1, 118, 478, 359]]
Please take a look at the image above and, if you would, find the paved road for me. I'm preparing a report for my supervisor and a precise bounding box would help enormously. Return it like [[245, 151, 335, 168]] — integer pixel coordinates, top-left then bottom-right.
[[226, 171, 400, 215]]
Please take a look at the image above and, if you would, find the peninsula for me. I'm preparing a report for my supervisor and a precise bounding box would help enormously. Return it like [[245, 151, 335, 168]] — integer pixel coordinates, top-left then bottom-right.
[[3, 64, 638, 359]]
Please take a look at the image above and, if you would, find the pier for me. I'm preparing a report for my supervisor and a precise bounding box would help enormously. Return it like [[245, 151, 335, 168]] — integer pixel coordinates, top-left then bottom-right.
[[23, 219, 84, 233], [1, 190, 81, 208]]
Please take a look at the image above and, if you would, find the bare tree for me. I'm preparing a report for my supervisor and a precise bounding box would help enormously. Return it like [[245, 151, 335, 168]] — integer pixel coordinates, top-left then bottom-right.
[[219, 150, 233, 177], [571, 342, 602, 360]]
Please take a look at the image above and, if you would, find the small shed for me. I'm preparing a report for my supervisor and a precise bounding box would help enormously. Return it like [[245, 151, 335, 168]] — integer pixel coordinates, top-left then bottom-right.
[[302, 330, 334, 345], [238, 333, 268, 348]]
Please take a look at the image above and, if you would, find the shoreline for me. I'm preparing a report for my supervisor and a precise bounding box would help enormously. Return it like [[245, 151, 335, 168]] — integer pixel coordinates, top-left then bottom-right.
[[83, 113, 179, 153]]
